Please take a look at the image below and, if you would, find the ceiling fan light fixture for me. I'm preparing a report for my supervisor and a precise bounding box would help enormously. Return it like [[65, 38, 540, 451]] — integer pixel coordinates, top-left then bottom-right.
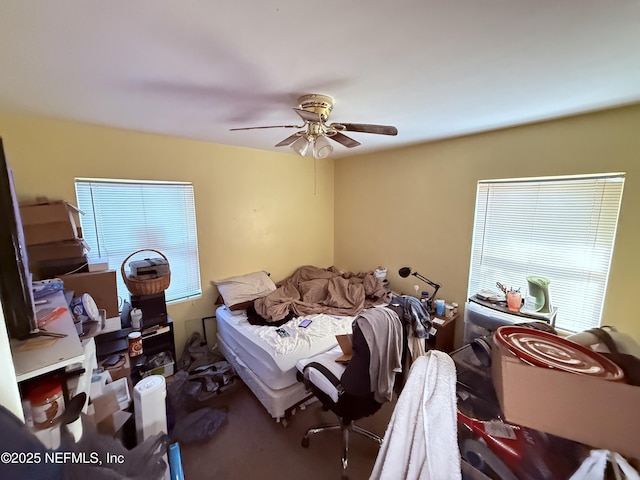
[[231, 93, 398, 155], [313, 135, 333, 159], [290, 135, 311, 156]]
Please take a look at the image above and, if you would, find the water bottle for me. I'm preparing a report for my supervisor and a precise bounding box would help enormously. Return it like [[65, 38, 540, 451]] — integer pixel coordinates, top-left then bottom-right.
[[419, 291, 429, 307]]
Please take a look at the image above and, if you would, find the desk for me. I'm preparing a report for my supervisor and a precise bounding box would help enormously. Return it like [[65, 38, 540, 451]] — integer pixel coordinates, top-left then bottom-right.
[[8, 291, 92, 449], [469, 294, 558, 325], [11, 290, 84, 382]]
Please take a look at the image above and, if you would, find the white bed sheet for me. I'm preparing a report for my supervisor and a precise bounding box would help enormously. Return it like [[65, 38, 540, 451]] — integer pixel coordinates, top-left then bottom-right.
[[216, 332, 310, 421], [215, 305, 354, 390]]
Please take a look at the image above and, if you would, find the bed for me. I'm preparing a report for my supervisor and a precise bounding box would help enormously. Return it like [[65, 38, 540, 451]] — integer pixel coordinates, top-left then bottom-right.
[[212, 266, 391, 423], [215, 305, 355, 422]]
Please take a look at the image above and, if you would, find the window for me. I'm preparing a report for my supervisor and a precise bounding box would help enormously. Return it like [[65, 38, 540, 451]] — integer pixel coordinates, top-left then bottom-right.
[[75, 178, 201, 305], [467, 173, 624, 333]]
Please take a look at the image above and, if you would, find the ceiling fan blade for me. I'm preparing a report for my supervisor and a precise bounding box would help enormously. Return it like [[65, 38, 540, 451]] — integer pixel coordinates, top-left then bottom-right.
[[329, 132, 361, 148], [275, 133, 303, 147], [335, 123, 398, 136], [293, 108, 323, 123], [230, 124, 301, 131]]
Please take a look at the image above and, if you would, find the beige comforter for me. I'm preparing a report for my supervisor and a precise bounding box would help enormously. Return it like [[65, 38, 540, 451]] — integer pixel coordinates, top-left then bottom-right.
[[254, 265, 391, 322]]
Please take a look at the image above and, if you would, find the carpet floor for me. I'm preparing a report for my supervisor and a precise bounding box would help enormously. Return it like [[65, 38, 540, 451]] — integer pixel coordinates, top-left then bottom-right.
[[178, 381, 396, 480]]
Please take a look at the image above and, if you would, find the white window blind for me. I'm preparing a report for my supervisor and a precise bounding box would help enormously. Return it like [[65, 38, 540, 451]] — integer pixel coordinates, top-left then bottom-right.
[[75, 178, 202, 306], [467, 174, 624, 333]]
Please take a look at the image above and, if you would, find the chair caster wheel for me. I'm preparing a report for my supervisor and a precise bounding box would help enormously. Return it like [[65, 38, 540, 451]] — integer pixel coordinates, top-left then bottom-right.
[[301, 436, 310, 448]]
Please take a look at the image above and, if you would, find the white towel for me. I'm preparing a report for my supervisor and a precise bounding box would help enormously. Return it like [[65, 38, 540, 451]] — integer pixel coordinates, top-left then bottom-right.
[[369, 351, 461, 480]]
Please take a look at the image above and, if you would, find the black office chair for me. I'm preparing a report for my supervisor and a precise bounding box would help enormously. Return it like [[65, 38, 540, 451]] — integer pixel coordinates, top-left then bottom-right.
[[297, 307, 403, 479]]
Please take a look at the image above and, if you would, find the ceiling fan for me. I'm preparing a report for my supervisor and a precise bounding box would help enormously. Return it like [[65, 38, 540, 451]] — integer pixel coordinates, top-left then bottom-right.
[[230, 94, 398, 159]]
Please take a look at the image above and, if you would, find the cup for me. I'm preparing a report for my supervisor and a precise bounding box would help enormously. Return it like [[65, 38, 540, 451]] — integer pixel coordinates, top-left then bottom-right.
[[435, 298, 445, 316], [445, 304, 454, 319], [130, 308, 142, 331], [507, 291, 522, 312], [524, 295, 537, 311]]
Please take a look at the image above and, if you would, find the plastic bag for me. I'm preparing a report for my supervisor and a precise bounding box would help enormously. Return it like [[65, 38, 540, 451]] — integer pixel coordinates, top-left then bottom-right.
[[164, 331, 236, 445], [569, 450, 640, 480], [169, 361, 237, 414], [169, 407, 227, 445], [0, 404, 169, 480], [167, 370, 231, 445], [178, 332, 224, 372], [60, 414, 169, 480]]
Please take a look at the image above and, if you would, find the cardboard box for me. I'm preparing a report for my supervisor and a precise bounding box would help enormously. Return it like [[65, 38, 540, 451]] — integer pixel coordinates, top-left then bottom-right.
[[20, 200, 81, 225], [87, 390, 131, 437], [88, 257, 109, 272], [32, 256, 88, 280], [140, 350, 174, 378], [27, 239, 88, 263], [61, 270, 119, 318], [23, 222, 78, 246], [100, 351, 132, 391], [141, 359, 175, 379], [20, 201, 82, 246], [492, 341, 640, 460]]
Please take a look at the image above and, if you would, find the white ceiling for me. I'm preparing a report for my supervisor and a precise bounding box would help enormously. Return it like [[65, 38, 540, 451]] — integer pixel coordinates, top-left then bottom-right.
[[1, 1, 639, 157]]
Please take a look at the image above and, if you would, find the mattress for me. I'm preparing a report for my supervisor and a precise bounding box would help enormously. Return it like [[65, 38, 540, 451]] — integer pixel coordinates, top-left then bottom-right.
[[217, 332, 311, 421], [215, 305, 355, 390]]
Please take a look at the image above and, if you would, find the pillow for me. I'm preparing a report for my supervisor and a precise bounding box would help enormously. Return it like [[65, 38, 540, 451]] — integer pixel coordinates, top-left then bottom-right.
[[213, 271, 276, 310]]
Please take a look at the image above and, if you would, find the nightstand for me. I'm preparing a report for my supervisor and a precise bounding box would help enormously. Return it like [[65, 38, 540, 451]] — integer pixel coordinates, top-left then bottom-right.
[[427, 313, 458, 353]]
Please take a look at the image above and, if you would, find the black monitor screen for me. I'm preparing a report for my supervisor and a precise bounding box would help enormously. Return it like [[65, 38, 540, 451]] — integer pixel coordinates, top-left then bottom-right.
[[0, 137, 37, 339]]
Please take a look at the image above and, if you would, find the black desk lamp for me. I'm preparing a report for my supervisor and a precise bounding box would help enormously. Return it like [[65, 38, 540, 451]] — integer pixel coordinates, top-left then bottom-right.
[[398, 267, 441, 309]]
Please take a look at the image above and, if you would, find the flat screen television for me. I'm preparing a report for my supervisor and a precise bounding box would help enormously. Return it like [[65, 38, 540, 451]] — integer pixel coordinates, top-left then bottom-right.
[[0, 137, 37, 339]]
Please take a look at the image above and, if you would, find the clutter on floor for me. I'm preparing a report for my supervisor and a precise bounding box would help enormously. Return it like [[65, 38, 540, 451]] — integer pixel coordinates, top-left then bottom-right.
[[456, 317, 640, 478], [166, 332, 238, 444]]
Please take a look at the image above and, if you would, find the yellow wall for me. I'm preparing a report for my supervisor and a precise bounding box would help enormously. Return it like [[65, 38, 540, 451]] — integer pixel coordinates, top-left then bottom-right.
[[334, 104, 640, 345], [0, 112, 335, 356], [2, 104, 638, 355]]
